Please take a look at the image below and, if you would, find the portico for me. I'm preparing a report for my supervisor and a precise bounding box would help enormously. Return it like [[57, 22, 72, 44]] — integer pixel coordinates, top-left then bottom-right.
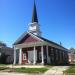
[[13, 42, 49, 65]]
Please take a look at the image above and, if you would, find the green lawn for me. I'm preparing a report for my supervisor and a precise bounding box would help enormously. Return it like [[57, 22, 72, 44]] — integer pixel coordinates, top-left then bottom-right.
[[0, 66, 48, 73], [45, 65, 53, 68], [0, 64, 9, 70], [0, 64, 51, 73], [0, 67, 9, 70], [63, 66, 75, 73], [14, 67, 48, 73], [0, 64, 8, 66]]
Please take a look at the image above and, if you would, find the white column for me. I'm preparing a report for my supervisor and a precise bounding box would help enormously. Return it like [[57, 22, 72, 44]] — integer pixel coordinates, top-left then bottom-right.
[[41, 46, 44, 64], [13, 47, 16, 64], [46, 46, 49, 63], [19, 48, 22, 64], [33, 46, 36, 64]]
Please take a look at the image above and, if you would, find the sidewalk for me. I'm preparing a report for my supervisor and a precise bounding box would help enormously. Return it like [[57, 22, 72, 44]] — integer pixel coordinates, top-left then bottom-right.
[[43, 66, 69, 75]]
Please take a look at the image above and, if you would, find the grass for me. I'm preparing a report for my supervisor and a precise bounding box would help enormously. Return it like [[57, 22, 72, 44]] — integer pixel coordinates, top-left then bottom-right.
[[0, 64, 51, 73], [14, 67, 48, 73], [0, 67, 9, 70], [45, 65, 53, 68], [63, 66, 75, 73], [0, 64, 9, 71], [0, 64, 8, 66]]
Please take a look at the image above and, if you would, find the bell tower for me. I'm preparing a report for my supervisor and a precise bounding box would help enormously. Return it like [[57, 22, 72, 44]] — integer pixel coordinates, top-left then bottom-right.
[[28, 0, 41, 36]]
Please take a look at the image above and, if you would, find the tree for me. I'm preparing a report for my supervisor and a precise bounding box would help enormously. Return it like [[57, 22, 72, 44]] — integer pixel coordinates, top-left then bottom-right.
[[0, 41, 6, 47]]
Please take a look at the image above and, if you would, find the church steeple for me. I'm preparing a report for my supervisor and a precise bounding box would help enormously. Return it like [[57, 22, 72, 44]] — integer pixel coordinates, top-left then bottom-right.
[[32, 0, 38, 23], [28, 0, 41, 36]]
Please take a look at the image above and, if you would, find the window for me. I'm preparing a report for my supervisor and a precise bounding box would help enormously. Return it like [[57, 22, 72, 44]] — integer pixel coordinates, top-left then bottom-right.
[[23, 53, 27, 60]]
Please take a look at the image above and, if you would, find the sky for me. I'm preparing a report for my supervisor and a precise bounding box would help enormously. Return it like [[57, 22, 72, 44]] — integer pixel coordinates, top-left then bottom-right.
[[0, 0, 75, 49]]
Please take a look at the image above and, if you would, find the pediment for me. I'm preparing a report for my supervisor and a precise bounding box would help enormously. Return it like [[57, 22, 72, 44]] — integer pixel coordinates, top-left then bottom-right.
[[15, 33, 42, 44]]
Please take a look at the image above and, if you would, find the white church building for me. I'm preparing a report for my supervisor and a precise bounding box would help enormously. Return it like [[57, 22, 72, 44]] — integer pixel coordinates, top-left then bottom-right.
[[13, 1, 69, 65]]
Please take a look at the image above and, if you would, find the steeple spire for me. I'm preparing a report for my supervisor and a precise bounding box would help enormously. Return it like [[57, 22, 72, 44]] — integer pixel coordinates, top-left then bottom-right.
[[32, 0, 38, 23]]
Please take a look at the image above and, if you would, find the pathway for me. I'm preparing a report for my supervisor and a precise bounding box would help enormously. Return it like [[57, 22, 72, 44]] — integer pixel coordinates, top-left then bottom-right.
[[43, 66, 69, 75]]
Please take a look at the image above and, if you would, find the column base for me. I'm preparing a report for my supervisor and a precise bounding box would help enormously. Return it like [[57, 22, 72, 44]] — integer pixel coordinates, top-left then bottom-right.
[[41, 62, 44, 65], [33, 62, 36, 65]]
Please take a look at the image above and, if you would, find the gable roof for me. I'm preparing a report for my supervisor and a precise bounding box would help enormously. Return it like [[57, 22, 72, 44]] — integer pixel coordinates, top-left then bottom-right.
[[30, 33, 67, 50], [13, 32, 67, 50], [13, 32, 43, 45]]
